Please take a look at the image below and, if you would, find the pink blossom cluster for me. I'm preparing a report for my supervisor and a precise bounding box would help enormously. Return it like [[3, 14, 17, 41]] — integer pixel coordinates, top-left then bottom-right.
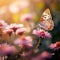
[[14, 36, 33, 48], [0, 43, 18, 56], [32, 29, 51, 39], [0, 20, 53, 57], [3, 23, 27, 36]]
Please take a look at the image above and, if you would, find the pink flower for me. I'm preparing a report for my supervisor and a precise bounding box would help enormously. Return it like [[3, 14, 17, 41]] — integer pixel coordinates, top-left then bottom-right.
[[0, 20, 8, 28], [13, 39, 21, 45], [49, 42, 60, 50], [20, 13, 33, 22], [32, 29, 38, 35], [3, 28, 13, 36], [44, 31, 51, 38], [54, 42, 60, 50], [49, 43, 56, 49], [16, 27, 26, 35], [32, 29, 51, 39], [0, 43, 18, 55], [40, 51, 52, 59], [9, 23, 24, 32], [31, 51, 52, 60], [32, 29, 45, 38], [55, 42, 60, 48], [14, 36, 33, 48]]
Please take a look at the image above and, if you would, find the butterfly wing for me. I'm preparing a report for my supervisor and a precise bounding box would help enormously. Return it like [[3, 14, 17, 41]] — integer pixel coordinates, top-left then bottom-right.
[[39, 8, 54, 30]]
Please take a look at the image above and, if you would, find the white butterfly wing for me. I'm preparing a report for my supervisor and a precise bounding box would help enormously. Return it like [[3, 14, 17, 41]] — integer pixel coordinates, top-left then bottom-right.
[[39, 8, 54, 30]]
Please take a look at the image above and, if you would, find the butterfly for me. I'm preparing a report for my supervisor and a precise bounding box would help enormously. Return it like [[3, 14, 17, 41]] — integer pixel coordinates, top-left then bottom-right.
[[38, 8, 54, 30]]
